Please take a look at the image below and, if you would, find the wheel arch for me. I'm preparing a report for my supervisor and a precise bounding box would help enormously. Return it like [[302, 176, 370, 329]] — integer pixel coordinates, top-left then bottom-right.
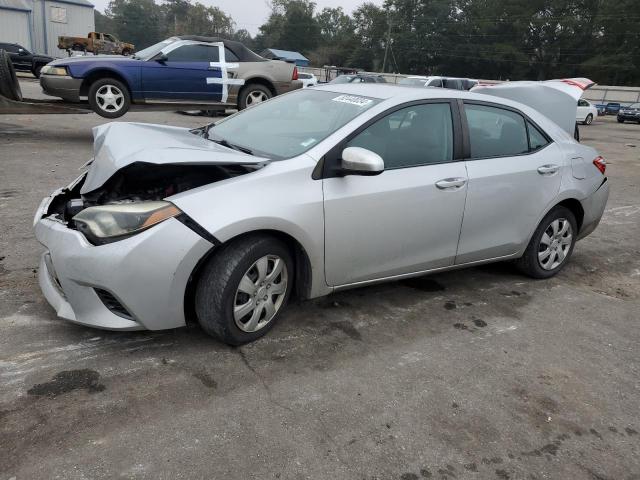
[[80, 68, 132, 98], [183, 229, 313, 325], [240, 76, 276, 96]]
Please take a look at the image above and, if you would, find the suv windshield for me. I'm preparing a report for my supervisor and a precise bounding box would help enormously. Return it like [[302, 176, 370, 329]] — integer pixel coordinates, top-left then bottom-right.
[[208, 89, 380, 159], [134, 37, 177, 60]]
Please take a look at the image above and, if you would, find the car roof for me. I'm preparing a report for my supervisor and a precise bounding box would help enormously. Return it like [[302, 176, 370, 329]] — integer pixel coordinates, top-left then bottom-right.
[[313, 83, 473, 100]]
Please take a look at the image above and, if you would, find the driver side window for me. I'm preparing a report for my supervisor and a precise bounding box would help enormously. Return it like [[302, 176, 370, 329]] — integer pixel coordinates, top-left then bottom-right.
[[346, 103, 454, 169], [166, 44, 220, 62]]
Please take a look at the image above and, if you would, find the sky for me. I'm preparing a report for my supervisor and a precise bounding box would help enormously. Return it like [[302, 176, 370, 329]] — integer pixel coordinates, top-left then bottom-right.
[[91, 0, 384, 35]]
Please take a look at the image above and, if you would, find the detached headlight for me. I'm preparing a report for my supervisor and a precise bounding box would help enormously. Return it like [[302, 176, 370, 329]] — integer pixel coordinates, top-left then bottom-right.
[[73, 201, 181, 244], [41, 65, 68, 76]]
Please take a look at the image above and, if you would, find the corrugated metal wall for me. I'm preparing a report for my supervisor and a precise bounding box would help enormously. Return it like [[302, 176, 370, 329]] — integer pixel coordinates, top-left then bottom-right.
[[0, 8, 32, 49], [42, 0, 94, 57]]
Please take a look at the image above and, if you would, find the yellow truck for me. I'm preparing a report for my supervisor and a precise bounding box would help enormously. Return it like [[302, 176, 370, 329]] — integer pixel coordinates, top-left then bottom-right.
[[58, 32, 134, 56]]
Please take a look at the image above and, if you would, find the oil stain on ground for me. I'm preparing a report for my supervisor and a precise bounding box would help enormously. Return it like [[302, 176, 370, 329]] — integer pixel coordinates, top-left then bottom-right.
[[27, 369, 105, 397]]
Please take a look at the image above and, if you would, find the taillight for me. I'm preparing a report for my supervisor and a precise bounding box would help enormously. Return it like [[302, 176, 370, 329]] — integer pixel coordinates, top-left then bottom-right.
[[292, 67, 298, 81], [593, 156, 606, 175]]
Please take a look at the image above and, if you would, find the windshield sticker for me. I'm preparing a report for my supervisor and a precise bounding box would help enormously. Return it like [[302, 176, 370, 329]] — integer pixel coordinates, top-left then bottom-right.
[[300, 138, 317, 148], [332, 95, 373, 107]]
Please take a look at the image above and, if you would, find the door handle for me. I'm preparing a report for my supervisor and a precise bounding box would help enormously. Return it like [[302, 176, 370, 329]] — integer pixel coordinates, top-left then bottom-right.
[[435, 178, 467, 189], [537, 164, 560, 175]]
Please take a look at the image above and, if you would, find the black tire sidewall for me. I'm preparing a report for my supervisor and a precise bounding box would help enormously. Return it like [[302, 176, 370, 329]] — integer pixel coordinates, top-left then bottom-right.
[[88, 77, 130, 118], [585, 114, 593, 125], [0, 50, 22, 101], [33, 64, 42, 78], [521, 206, 578, 279], [238, 84, 272, 110], [196, 236, 294, 345]]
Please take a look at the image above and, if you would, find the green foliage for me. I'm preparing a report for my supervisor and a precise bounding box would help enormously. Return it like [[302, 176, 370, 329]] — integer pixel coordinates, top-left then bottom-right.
[[96, 0, 640, 85]]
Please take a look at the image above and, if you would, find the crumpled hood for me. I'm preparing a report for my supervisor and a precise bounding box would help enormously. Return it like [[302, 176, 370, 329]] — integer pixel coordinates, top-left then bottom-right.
[[80, 122, 269, 194]]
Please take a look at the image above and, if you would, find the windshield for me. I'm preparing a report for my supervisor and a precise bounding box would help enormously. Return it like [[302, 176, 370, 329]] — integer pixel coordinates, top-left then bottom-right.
[[208, 89, 381, 159], [627, 103, 640, 108], [399, 78, 427, 86], [134, 37, 177, 60]]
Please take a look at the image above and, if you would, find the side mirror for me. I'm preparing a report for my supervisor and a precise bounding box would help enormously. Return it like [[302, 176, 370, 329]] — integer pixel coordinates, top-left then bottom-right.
[[18, 48, 27, 56], [341, 147, 384, 176], [154, 53, 168, 63]]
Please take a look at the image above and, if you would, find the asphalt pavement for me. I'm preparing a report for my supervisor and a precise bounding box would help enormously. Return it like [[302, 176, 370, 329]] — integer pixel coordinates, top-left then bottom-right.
[[1, 79, 639, 479]]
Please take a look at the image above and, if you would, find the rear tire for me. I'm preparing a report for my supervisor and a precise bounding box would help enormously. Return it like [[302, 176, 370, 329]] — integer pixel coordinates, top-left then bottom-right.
[[88, 77, 130, 118], [515, 206, 577, 279], [195, 235, 294, 345], [584, 113, 593, 125], [0, 50, 22, 101], [32, 64, 43, 78], [238, 83, 272, 110], [618, 117, 624, 123]]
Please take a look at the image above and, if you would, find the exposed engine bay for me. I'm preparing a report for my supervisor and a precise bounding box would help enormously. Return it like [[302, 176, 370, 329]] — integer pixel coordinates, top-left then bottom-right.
[[44, 162, 256, 226]]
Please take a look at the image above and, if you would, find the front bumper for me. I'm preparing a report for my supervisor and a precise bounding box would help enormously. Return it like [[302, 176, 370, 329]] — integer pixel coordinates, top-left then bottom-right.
[[40, 75, 83, 102], [618, 113, 640, 121], [578, 178, 609, 240], [34, 190, 213, 331]]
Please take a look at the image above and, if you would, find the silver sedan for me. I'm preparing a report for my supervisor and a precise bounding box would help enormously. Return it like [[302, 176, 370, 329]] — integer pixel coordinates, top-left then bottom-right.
[[34, 81, 609, 344]]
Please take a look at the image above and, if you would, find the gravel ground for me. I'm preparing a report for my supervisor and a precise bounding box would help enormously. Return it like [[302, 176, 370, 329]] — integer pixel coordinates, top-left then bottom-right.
[[1, 80, 639, 480]]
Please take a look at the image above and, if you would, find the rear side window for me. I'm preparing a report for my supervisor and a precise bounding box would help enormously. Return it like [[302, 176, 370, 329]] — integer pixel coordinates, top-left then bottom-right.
[[167, 44, 219, 62], [527, 121, 549, 151], [298, 73, 311, 79], [347, 103, 454, 169], [224, 47, 239, 62], [465, 104, 529, 158], [578, 99, 589, 107], [2, 44, 19, 53]]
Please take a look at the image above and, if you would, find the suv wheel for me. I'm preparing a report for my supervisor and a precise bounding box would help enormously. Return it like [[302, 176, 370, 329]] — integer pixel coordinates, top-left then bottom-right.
[[195, 235, 293, 345], [515, 206, 577, 279], [238, 84, 272, 110], [88, 77, 131, 118]]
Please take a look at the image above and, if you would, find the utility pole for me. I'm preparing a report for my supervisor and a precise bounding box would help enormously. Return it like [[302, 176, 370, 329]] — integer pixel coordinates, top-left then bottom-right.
[[382, 11, 391, 73]]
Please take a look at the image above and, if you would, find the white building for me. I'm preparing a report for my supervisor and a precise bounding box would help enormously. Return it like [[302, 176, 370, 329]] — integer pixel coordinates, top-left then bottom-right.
[[0, 0, 94, 58]]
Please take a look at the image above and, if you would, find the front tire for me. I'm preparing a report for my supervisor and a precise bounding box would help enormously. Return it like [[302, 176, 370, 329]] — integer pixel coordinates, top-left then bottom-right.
[[88, 77, 130, 118], [237, 83, 272, 110], [32, 64, 43, 78], [584, 113, 593, 125], [515, 206, 577, 279], [195, 235, 293, 345], [618, 117, 624, 123]]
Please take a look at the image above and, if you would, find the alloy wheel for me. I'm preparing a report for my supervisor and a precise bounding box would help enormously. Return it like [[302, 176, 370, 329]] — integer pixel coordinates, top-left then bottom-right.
[[246, 90, 269, 106], [538, 218, 573, 270], [233, 254, 288, 332], [96, 84, 124, 113]]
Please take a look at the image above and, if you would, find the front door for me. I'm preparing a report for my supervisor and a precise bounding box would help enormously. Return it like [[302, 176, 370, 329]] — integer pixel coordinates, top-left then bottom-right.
[[455, 102, 563, 264], [141, 43, 225, 102], [323, 102, 468, 286]]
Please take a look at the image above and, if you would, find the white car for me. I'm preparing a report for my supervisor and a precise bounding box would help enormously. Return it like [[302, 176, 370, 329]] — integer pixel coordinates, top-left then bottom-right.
[[399, 76, 478, 90], [298, 72, 318, 88], [577, 99, 598, 125]]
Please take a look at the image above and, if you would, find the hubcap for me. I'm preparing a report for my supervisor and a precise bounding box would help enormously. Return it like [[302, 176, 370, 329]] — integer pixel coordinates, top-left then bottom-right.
[[96, 85, 124, 113], [246, 90, 268, 106], [538, 218, 573, 270], [233, 254, 288, 333]]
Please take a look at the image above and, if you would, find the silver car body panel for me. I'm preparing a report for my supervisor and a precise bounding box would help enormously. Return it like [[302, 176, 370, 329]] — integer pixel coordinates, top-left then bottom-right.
[[35, 82, 609, 331]]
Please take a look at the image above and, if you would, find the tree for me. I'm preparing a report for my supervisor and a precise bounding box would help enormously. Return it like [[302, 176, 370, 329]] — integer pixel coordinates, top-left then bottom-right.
[[106, 0, 164, 49], [254, 0, 321, 54]]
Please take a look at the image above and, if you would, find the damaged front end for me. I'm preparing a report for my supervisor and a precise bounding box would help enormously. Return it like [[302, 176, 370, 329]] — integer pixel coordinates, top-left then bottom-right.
[[41, 162, 253, 245], [38, 121, 269, 245]]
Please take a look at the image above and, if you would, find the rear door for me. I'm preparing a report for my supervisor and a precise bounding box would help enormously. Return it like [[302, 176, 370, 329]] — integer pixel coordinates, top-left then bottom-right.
[[141, 42, 226, 102], [455, 102, 562, 264], [323, 101, 468, 286]]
